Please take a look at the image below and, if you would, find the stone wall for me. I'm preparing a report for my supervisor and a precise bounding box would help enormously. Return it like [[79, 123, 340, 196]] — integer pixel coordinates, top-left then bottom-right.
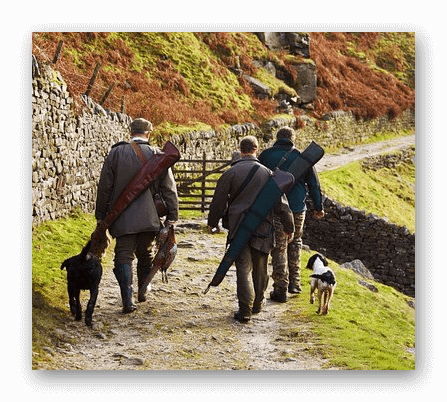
[[171, 109, 415, 161], [259, 109, 415, 151], [303, 148, 415, 297], [171, 123, 260, 161], [32, 61, 131, 224]]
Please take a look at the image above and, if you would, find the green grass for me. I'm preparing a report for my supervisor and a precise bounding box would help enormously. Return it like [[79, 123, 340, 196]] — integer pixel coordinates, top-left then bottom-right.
[[118, 32, 254, 111], [283, 251, 415, 370], [32, 213, 415, 370], [319, 149, 415, 232]]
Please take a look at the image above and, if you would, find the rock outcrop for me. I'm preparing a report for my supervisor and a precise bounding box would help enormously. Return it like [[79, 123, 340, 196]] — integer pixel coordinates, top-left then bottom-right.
[[252, 32, 316, 105]]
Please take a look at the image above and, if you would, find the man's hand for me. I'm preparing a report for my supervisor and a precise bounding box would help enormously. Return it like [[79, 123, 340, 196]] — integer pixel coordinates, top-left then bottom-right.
[[285, 232, 294, 243], [208, 226, 220, 234], [313, 210, 325, 219]]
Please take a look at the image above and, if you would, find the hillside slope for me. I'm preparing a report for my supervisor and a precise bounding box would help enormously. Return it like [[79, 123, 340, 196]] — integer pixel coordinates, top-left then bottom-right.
[[32, 32, 415, 138]]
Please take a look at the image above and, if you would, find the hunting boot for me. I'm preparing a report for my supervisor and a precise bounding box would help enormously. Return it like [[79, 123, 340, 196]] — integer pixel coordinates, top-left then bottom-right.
[[270, 286, 288, 303], [234, 302, 251, 323], [288, 259, 302, 294], [113, 264, 137, 313], [137, 263, 152, 303]]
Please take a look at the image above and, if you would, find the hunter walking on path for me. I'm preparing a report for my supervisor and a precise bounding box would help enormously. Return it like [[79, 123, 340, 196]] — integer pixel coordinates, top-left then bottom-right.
[[259, 126, 324, 303], [95, 118, 179, 313], [208, 136, 294, 323]]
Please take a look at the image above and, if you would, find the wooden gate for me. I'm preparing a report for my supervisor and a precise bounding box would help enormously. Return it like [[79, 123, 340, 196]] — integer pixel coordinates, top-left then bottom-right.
[[173, 153, 232, 212]]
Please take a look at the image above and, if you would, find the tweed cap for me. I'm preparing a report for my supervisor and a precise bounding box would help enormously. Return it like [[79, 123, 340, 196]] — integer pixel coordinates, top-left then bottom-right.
[[130, 118, 153, 133]]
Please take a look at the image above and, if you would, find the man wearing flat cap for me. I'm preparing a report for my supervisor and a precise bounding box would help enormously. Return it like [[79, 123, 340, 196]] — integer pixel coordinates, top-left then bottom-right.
[[95, 118, 179, 313]]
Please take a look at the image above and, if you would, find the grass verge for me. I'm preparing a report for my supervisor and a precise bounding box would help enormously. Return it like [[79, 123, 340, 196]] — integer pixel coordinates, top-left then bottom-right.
[[319, 147, 415, 232], [281, 251, 415, 370], [32, 208, 115, 369]]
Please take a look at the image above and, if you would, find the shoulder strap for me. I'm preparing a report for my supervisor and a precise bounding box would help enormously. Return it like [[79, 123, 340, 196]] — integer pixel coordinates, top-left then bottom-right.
[[131, 141, 147, 165], [229, 163, 260, 205], [131, 141, 163, 193], [276, 146, 295, 169]]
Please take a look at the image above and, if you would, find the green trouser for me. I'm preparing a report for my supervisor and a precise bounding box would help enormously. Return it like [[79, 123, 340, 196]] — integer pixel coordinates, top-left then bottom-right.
[[114, 231, 158, 308], [272, 211, 306, 290], [235, 244, 269, 316]]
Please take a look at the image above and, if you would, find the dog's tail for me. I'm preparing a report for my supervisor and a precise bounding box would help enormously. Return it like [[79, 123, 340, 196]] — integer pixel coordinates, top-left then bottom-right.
[[80, 241, 92, 260], [310, 271, 336, 285], [61, 241, 92, 270]]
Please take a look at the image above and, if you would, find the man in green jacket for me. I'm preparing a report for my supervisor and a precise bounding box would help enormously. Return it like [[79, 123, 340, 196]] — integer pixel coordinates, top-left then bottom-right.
[[259, 126, 324, 303], [208, 136, 294, 322], [95, 118, 179, 313]]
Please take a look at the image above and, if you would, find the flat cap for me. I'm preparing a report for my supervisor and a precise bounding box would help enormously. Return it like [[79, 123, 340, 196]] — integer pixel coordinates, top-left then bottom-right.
[[130, 118, 153, 133]]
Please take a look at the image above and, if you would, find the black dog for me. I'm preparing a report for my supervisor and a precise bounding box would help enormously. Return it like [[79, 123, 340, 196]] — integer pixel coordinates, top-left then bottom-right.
[[60, 241, 102, 327]]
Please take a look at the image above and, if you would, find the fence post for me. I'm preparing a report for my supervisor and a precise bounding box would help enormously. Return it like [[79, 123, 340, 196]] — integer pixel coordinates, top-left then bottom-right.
[[99, 83, 115, 105], [84, 62, 101, 97], [52, 40, 64, 64], [201, 151, 206, 213], [121, 96, 126, 113]]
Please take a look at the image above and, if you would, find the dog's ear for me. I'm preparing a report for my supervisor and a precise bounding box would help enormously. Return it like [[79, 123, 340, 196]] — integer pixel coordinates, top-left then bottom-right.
[[61, 260, 67, 270], [306, 254, 316, 269]]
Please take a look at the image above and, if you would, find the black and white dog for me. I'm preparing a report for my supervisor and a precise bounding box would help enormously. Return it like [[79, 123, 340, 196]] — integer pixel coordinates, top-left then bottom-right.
[[61, 241, 102, 327], [306, 253, 337, 315]]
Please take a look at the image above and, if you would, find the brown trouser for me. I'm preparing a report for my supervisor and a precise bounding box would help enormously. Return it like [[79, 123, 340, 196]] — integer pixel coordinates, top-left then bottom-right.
[[271, 211, 306, 290], [235, 244, 269, 316]]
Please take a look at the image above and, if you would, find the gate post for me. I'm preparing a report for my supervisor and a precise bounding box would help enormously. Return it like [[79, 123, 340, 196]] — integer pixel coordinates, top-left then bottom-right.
[[201, 151, 206, 213]]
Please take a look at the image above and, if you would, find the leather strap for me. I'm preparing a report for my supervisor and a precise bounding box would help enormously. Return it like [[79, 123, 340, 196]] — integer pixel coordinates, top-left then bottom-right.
[[276, 146, 295, 169], [228, 163, 260, 205], [131, 141, 147, 165]]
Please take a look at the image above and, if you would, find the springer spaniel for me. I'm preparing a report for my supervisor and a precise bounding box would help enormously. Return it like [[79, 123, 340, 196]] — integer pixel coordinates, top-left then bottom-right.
[[306, 253, 337, 315]]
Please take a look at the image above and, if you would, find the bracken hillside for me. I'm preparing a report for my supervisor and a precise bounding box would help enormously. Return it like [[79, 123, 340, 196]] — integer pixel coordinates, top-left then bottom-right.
[[32, 32, 415, 138]]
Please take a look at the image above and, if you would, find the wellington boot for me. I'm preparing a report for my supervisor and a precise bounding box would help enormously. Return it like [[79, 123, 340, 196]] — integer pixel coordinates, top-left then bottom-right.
[[137, 264, 153, 303], [113, 264, 137, 313]]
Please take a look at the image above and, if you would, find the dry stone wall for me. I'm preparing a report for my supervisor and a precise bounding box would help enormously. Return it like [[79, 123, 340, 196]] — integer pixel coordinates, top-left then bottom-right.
[[32, 62, 131, 224], [303, 196, 415, 297], [31, 61, 262, 225], [260, 109, 415, 151], [303, 148, 415, 297]]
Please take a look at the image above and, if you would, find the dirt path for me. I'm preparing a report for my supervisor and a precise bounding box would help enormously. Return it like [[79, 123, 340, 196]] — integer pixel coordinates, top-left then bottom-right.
[[316, 134, 415, 172], [44, 134, 414, 370], [49, 224, 331, 370]]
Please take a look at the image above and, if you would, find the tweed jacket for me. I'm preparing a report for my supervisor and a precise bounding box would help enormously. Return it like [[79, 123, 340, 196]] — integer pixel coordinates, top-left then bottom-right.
[[95, 139, 179, 238], [208, 154, 294, 254]]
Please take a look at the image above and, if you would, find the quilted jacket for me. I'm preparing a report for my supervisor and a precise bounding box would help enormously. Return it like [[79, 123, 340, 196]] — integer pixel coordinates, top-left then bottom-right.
[[95, 139, 178, 238]]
